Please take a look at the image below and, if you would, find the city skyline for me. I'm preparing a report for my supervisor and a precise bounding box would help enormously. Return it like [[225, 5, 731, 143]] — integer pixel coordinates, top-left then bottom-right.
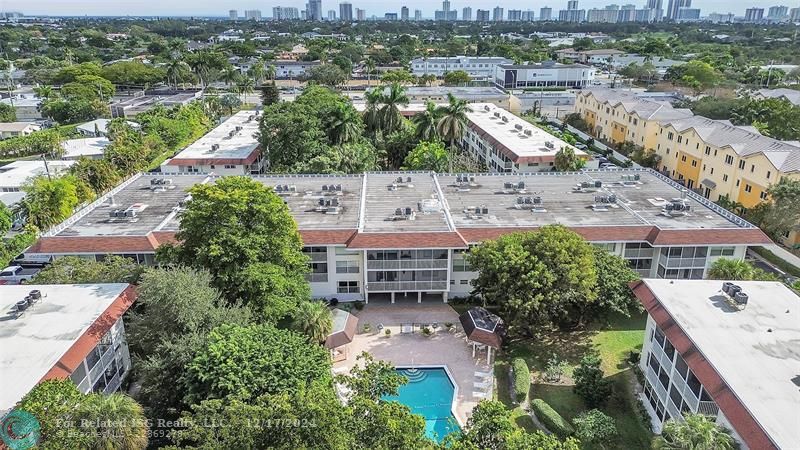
[[2, 0, 797, 18]]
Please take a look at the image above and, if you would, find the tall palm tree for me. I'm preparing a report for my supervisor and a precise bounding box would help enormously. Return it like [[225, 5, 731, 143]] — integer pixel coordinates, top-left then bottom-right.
[[436, 93, 472, 172], [363, 88, 383, 135], [235, 78, 254, 103], [291, 301, 333, 345], [76, 393, 148, 450], [329, 104, 362, 145], [220, 65, 240, 87], [165, 59, 190, 89], [364, 57, 376, 86], [412, 101, 441, 142], [188, 52, 212, 88], [247, 63, 265, 85], [379, 83, 409, 134], [265, 63, 276, 81], [653, 414, 736, 450]]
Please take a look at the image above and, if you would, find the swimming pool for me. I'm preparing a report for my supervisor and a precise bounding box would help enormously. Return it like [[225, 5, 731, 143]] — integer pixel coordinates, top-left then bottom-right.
[[383, 367, 460, 442]]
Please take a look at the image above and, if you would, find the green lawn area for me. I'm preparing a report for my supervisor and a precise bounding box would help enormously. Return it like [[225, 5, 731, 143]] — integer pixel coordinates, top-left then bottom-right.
[[496, 313, 653, 449]]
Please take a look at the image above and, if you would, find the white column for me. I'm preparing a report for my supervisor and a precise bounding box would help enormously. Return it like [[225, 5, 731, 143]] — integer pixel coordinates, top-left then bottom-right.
[[365, 290, 369, 304], [442, 291, 448, 303], [391, 292, 395, 304], [417, 291, 422, 303]]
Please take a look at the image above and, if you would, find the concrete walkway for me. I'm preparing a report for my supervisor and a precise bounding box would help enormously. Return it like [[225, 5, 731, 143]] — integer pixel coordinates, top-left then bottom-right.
[[763, 244, 800, 270], [334, 304, 492, 425]]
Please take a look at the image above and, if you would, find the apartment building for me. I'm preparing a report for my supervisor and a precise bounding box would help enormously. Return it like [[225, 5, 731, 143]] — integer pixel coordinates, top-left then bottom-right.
[[162, 110, 265, 175], [273, 60, 321, 78], [576, 89, 800, 245], [494, 61, 595, 89], [575, 89, 693, 150], [410, 56, 512, 79], [461, 104, 589, 172], [631, 279, 798, 449], [0, 284, 135, 415], [25, 169, 769, 304]]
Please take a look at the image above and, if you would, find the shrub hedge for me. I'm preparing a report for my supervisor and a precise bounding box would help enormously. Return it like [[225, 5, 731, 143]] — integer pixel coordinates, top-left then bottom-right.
[[511, 358, 530, 403], [531, 398, 575, 438]]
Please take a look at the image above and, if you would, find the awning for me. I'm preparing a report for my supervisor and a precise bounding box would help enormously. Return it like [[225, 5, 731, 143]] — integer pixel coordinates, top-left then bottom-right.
[[458, 306, 506, 349], [701, 178, 716, 189]]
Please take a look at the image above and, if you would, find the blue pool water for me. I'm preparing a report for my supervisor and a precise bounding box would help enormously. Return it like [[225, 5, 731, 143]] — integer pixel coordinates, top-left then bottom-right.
[[383, 367, 460, 442]]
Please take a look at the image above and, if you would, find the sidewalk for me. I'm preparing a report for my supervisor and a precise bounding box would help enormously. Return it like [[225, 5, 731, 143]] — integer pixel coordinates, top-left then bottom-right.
[[762, 244, 800, 270]]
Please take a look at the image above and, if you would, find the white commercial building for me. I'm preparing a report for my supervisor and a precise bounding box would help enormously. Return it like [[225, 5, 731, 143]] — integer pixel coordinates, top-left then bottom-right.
[[75, 118, 140, 137], [494, 61, 595, 89], [632, 279, 800, 450], [273, 60, 321, 79], [0, 284, 135, 415], [27, 168, 769, 303], [410, 56, 513, 79], [162, 110, 264, 175]]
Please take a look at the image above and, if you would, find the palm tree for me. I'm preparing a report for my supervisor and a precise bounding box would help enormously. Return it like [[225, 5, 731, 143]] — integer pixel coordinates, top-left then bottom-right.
[[76, 393, 148, 450], [436, 93, 472, 172], [168, 39, 185, 59], [363, 88, 383, 135], [329, 104, 362, 145], [165, 59, 190, 89], [291, 301, 333, 345], [653, 414, 736, 450], [379, 83, 409, 134], [247, 63, 265, 85], [412, 101, 441, 142], [235, 78, 254, 103], [33, 85, 54, 100], [220, 65, 240, 87], [364, 57, 376, 86], [707, 258, 754, 280], [265, 63, 276, 81], [188, 52, 212, 88]]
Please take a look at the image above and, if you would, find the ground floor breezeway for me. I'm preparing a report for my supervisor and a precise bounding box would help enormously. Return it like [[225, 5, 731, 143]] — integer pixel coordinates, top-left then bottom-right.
[[365, 291, 449, 304]]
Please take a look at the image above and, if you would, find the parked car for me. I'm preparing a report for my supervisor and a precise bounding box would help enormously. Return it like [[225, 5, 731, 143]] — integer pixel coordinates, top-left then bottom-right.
[[0, 265, 39, 284], [575, 143, 588, 150], [600, 162, 617, 169]]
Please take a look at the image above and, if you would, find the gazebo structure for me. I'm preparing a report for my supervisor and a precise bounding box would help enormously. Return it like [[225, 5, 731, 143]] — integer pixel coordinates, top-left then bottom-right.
[[325, 308, 359, 362], [459, 306, 506, 364]]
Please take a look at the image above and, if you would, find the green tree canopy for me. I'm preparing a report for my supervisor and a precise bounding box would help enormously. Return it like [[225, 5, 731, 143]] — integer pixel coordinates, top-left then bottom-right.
[[403, 140, 450, 172], [653, 413, 736, 450], [307, 64, 348, 87], [101, 61, 166, 85], [573, 353, 612, 409], [291, 301, 333, 344], [572, 409, 617, 447], [554, 146, 585, 172], [443, 70, 471, 85], [31, 255, 143, 284], [21, 174, 94, 230], [468, 225, 598, 332], [184, 323, 332, 404], [0, 102, 16, 122], [157, 176, 309, 310]]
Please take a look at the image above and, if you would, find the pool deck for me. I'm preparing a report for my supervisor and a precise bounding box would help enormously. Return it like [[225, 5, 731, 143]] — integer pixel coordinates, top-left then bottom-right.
[[333, 304, 493, 425]]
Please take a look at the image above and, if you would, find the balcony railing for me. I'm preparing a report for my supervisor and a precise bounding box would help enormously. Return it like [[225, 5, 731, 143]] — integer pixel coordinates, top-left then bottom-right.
[[697, 401, 719, 417], [366, 260, 449, 270], [660, 257, 707, 269], [306, 273, 328, 283], [367, 281, 448, 292], [306, 253, 328, 262]]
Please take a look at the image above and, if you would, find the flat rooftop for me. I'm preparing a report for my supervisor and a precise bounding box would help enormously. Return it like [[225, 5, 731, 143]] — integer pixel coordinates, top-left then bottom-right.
[[403, 86, 508, 99], [0, 160, 75, 189], [61, 137, 109, 159], [42, 169, 755, 242], [466, 103, 588, 162], [0, 284, 130, 412], [640, 279, 800, 449], [168, 111, 260, 163]]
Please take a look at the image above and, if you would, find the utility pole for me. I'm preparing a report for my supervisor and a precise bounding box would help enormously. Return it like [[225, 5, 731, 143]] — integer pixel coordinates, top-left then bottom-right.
[[40, 154, 52, 181]]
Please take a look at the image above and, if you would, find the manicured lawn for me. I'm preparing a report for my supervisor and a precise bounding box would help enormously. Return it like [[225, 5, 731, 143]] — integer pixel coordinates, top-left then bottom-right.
[[496, 313, 652, 448]]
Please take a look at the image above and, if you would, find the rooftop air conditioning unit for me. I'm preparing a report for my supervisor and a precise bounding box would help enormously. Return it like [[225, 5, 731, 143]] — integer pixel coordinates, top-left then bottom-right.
[[515, 124, 523, 131], [502, 116, 509, 123], [524, 129, 532, 136], [235, 126, 243, 132], [545, 141, 554, 149], [493, 112, 501, 118], [211, 144, 220, 151]]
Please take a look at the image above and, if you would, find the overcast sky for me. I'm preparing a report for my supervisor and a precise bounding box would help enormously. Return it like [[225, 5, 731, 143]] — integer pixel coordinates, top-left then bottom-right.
[[0, 0, 790, 18]]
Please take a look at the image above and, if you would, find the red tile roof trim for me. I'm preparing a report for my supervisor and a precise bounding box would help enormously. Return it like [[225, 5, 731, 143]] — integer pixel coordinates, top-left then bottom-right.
[[41, 285, 137, 382], [630, 280, 778, 450], [301, 229, 357, 245]]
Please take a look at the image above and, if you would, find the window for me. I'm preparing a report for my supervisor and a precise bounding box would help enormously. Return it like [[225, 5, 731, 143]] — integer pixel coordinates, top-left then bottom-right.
[[760, 191, 768, 200], [738, 160, 745, 170], [744, 184, 752, 193], [677, 136, 682, 144], [766, 171, 771, 179], [335, 247, 359, 255], [723, 174, 728, 182], [224, 164, 236, 169], [337, 281, 359, 294], [335, 260, 359, 273], [724, 155, 734, 165], [709, 247, 735, 257], [691, 160, 697, 167], [750, 164, 755, 173], [460, 279, 468, 285], [681, 155, 687, 162], [674, 354, 689, 379], [686, 370, 703, 398], [667, 132, 674, 140], [704, 146, 711, 155]]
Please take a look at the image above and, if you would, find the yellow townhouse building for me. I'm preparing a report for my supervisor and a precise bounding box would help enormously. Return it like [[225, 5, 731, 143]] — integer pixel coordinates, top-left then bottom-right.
[[575, 89, 693, 151], [574, 89, 800, 246]]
